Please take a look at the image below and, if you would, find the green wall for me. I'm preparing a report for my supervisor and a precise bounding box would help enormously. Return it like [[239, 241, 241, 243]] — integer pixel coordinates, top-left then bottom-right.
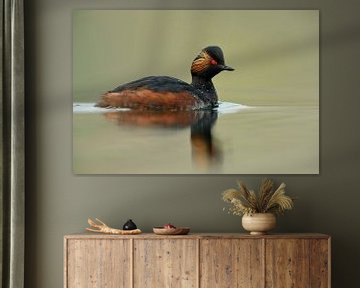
[[25, 0, 360, 287]]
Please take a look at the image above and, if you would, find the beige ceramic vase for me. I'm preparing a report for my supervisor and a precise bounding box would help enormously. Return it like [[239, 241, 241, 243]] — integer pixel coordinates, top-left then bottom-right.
[[242, 213, 276, 235]]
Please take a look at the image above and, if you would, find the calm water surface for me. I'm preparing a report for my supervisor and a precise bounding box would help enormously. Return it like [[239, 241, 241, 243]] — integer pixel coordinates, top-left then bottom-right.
[[73, 102, 318, 174]]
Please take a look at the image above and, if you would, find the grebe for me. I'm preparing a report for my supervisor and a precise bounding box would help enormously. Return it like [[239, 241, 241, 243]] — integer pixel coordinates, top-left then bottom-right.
[[96, 46, 234, 111]]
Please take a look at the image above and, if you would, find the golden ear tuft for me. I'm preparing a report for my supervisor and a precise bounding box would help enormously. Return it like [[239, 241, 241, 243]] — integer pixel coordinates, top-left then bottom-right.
[[191, 51, 213, 73]]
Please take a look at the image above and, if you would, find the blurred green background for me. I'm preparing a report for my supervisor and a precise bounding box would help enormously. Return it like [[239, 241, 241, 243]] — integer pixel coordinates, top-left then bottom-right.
[[73, 10, 318, 106]]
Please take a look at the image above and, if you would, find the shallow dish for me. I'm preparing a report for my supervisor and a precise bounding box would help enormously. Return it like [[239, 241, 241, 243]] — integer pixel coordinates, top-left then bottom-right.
[[153, 227, 190, 235]]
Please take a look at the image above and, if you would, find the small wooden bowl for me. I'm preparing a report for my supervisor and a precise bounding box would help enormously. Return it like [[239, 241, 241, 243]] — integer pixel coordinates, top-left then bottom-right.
[[153, 227, 190, 235]]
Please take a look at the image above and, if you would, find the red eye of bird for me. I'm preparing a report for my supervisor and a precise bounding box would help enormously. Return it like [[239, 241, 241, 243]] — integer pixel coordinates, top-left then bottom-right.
[[210, 59, 218, 65]]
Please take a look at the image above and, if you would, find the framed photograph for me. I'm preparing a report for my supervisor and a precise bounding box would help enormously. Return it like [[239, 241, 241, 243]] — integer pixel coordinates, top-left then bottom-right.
[[73, 10, 319, 174]]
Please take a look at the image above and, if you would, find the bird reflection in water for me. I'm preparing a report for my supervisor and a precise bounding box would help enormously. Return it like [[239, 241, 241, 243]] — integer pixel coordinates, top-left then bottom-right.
[[189, 111, 221, 169], [102, 110, 221, 170]]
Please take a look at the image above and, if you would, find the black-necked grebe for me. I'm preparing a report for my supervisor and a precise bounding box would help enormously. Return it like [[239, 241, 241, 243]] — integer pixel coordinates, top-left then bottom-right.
[[96, 46, 234, 111]]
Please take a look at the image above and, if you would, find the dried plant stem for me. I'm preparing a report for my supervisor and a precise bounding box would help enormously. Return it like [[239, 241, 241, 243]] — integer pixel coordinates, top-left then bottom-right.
[[86, 218, 142, 235], [222, 179, 294, 216]]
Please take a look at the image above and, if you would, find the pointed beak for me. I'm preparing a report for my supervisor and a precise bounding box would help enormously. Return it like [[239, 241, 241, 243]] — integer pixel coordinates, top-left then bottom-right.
[[220, 65, 234, 71]]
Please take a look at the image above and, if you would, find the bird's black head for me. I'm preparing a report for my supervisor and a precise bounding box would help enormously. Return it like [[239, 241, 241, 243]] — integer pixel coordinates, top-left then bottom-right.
[[191, 46, 234, 79]]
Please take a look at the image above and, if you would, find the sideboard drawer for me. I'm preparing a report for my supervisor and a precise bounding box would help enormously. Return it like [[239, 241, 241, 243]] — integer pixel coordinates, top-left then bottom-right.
[[66, 239, 131, 288], [134, 239, 198, 288], [265, 238, 329, 288], [200, 239, 263, 287]]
